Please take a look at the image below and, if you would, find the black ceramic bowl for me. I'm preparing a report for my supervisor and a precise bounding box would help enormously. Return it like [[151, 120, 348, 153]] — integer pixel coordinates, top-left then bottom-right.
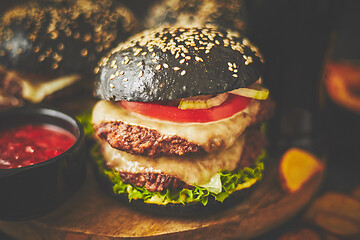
[[0, 107, 86, 220]]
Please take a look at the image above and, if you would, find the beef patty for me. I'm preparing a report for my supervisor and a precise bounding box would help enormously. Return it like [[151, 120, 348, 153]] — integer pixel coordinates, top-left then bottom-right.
[[111, 127, 266, 192], [95, 121, 204, 157], [94, 98, 274, 157]]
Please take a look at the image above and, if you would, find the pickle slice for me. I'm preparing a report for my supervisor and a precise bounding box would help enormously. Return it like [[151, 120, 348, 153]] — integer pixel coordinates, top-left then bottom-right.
[[230, 83, 269, 100], [178, 93, 228, 110]]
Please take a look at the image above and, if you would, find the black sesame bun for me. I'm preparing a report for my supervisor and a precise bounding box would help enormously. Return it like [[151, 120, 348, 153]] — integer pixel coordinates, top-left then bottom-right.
[[117, 0, 161, 21], [95, 26, 263, 102], [145, 0, 247, 32], [0, 0, 140, 108], [0, 0, 140, 76]]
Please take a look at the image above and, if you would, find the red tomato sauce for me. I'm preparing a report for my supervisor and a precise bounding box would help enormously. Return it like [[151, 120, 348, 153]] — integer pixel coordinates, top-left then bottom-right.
[[0, 124, 76, 169]]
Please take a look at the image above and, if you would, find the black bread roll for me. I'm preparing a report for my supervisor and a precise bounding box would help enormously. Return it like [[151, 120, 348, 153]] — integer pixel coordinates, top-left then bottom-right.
[[145, 0, 247, 32], [95, 26, 263, 102], [117, 0, 161, 21], [0, 0, 140, 77]]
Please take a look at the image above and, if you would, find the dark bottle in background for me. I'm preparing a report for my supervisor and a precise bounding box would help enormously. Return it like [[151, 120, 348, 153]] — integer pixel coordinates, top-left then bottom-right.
[[244, 0, 343, 154], [320, 0, 360, 191], [245, 0, 360, 192]]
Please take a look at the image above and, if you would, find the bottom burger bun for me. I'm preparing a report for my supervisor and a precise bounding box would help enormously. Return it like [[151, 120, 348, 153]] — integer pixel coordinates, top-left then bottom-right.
[[91, 142, 265, 217], [93, 163, 257, 218]]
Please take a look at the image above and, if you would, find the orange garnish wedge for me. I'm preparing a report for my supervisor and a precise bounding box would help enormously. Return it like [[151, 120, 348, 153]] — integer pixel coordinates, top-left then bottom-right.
[[279, 148, 324, 193]]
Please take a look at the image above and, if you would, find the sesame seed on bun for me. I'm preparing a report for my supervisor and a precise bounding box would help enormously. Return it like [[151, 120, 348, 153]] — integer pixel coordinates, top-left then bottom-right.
[[0, 0, 140, 77], [95, 26, 263, 102], [145, 0, 247, 32], [0, 0, 141, 109]]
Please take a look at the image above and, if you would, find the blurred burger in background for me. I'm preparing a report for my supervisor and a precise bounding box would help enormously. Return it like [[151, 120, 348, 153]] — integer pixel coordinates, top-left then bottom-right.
[[144, 0, 247, 32], [0, 0, 140, 110], [117, 0, 160, 22]]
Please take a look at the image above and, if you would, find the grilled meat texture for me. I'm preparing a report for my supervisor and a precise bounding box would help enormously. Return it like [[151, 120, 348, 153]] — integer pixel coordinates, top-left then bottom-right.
[[0, 71, 22, 99], [111, 127, 266, 192], [250, 97, 275, 125], [94, 98, 274, 157], [95, 121, 204, 157], [119, 172, 193, 192]]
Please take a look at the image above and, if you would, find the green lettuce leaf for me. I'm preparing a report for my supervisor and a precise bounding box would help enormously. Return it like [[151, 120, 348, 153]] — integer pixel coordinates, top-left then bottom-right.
[[76, 109, 94, 136], [91, 144, 266, 206], [199, 173, 222, 194]]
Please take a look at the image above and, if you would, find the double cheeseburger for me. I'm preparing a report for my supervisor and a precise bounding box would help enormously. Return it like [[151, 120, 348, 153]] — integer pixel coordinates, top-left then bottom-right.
[[92, 26, 274, 215], [0, 0, 139, 110]]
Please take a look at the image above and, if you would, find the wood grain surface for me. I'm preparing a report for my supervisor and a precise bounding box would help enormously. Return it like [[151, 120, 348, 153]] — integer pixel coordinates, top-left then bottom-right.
[[0, 158, 324, 240]]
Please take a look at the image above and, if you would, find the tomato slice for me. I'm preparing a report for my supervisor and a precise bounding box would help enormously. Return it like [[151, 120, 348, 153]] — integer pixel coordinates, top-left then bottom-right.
[[120, 94, 251, 123]]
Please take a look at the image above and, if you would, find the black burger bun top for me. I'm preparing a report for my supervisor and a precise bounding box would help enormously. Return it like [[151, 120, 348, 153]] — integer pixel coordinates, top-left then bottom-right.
[[145, 0, 246, 32], [0, 0, 140, 77], [95, 27, 264, 102]]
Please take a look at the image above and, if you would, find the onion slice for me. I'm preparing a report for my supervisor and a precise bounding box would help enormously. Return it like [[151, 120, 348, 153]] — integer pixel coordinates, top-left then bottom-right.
[[178, 93, 228, 110], [230, 83, 269, 100]]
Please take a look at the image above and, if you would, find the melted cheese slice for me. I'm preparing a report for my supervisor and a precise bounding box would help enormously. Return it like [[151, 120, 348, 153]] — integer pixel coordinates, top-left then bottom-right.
[[1, 66, 81, 103], [92, 100, 261, 152], [99, 133, 246, 185], [20, 75, 81, 102]]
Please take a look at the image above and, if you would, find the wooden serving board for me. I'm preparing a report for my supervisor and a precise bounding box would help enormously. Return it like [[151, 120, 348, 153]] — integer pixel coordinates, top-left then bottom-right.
[[0, 158, 324, 240]]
